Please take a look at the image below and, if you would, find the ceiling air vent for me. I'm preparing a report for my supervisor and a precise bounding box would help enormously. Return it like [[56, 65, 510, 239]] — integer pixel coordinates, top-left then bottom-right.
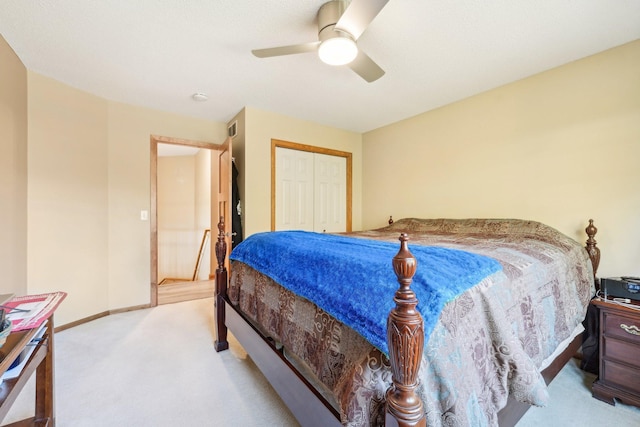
[[228, 121, 237, 138]]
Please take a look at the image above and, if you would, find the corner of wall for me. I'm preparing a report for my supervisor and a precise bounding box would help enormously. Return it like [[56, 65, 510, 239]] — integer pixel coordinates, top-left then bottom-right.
[[0, 35, 28, 296]]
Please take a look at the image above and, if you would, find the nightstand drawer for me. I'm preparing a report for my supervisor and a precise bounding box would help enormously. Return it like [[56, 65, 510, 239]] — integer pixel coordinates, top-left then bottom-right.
[[603, 311, 640, 345], [592, 297, 640, 408], [603, 336, 640, 367], [602, 359, 640, 394]]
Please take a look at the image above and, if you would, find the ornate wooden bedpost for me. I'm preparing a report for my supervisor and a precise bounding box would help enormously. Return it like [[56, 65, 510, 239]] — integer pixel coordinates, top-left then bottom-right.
[[385, 234, 426, 427], [214, 216, 229, 352], [585, 219, 601, 289]]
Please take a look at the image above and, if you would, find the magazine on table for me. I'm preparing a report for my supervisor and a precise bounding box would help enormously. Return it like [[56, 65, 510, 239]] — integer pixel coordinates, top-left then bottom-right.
[[1, 320, 48, 381], [2, 291, 66, 332]]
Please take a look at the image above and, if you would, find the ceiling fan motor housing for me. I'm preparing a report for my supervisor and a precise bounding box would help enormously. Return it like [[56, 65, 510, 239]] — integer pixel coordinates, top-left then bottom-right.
[[318, 0, 352, 42]]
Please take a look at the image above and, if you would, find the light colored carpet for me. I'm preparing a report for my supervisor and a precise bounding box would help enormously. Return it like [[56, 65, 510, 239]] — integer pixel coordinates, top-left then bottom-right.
[[3, 298, 640, 426], [3, 297, 298, 426], [517, 358, 640, 426]]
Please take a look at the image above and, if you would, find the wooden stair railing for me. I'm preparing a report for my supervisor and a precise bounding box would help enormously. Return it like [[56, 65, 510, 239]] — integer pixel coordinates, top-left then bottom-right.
[[158, 229, 210, 285]]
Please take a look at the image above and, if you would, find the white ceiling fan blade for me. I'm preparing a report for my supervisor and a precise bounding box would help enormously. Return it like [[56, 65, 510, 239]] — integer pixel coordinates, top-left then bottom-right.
[[348, 50, 385, 82], [335, 0, 389, 40], [252, 41, 320, 58]]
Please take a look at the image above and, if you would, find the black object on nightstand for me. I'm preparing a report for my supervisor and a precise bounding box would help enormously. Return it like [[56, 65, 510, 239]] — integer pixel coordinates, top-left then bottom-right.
[[580, 299, 600, 375], [601, 277, 640, 302]]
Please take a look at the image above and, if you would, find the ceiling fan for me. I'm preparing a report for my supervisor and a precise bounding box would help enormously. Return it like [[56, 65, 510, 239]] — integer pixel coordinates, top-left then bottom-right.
[[251, 0, 389, 82]]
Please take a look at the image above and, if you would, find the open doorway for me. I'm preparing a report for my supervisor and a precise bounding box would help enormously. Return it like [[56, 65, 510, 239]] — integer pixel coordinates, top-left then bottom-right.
[[150, 135, 227, 306]]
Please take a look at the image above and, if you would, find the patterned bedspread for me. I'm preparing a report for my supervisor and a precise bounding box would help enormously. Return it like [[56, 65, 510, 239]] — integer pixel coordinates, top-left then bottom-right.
[[228, 218, 595, 426]]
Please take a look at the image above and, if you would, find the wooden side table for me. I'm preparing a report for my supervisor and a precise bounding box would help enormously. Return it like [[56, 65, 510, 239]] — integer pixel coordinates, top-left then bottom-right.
[[591, 297, 640, 408], [0, 315, 57, 426]]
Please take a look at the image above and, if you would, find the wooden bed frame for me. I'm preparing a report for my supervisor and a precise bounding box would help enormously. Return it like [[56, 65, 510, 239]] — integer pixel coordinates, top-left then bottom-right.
[[213, 218, 601, 427]]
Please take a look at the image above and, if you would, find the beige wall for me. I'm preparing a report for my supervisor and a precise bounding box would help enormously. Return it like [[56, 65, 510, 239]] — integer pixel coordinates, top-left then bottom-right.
[[158, 155, 196, 280], [0, 36, 28, 296], [157, 152, 212, 280], [25, 72, 226, 325], [27, 72, 109, 323], [362, 40, 640, 277], [106, 103, 226, 311], [194, 149, 212, 279], [242, 107, 363, 236], [158, 156, 197, 229]]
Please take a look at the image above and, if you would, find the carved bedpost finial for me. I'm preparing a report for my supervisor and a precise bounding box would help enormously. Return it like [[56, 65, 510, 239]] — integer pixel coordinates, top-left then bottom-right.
[[216, 215, 227, 272], [585, 219, 600, 285], [385, 233, 426, 427]]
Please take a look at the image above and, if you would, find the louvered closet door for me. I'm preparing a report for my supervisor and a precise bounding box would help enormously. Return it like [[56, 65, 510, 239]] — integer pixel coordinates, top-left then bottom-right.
[[275, 147, 314, 231]]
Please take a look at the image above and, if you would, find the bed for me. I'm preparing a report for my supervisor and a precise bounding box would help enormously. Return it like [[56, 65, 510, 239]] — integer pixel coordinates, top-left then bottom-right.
[[213, 217, 600, 427]]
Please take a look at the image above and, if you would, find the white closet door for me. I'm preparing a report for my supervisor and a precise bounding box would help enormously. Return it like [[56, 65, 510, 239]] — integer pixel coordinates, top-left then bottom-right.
[[275, 147, 314, 231], [314, 153, 346, 233]]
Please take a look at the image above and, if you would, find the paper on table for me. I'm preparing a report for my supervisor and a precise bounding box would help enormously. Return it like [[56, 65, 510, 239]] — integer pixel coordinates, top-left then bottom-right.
[[6, 301, 49, 321]]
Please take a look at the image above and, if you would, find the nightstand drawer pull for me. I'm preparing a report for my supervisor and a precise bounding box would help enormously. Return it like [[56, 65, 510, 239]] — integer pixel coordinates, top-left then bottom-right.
[[620, 323, 640, 336]]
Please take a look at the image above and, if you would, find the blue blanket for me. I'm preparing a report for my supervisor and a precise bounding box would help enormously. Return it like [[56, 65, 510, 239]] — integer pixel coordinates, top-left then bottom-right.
[[230, 231, 502, 355]]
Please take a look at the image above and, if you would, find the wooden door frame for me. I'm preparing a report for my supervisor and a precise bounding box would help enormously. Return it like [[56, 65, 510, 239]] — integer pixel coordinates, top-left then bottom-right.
[[150, 134, 226, 307], [270, 139, 352, 232]]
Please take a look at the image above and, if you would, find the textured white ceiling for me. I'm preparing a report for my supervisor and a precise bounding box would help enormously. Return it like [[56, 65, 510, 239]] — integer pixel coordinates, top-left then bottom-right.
[[1, 1, 639, 133]]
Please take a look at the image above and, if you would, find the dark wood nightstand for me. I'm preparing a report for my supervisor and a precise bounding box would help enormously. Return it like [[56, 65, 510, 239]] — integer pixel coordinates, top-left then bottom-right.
[[591, 297, 640, 408]]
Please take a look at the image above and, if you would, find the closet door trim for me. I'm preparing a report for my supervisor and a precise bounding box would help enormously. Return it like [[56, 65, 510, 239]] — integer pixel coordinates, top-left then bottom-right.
[[271, 139, 352, 232]]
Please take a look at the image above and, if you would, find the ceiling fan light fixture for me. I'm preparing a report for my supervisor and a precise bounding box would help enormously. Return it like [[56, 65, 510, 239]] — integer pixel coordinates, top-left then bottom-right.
[[318, 35, 358, 66]]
